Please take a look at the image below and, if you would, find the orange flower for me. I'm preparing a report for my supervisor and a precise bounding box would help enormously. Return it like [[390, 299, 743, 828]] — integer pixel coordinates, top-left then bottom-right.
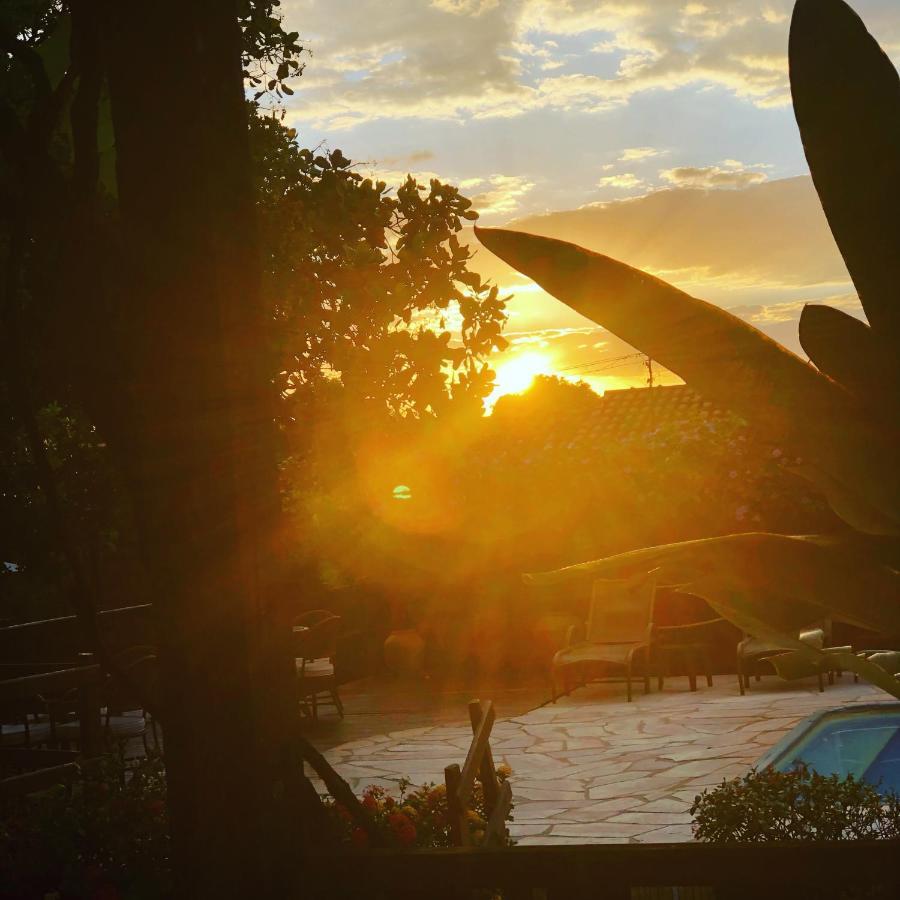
[[334, 803, 353, 823], [388, 812, 417, 847]]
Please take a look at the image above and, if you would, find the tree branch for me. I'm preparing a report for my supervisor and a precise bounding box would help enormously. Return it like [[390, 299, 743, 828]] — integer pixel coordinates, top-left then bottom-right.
[[294, 728, 385, 847]]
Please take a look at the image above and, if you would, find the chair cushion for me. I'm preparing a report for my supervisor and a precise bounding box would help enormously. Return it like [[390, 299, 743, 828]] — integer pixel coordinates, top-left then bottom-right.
[[55, 715, 147, 743], [741, 629, 825, 660], [296, 658, 334, 677], [0, 722, 53, 747]]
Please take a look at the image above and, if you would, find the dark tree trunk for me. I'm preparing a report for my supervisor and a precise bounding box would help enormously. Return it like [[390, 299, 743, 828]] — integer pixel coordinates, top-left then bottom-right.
[[99, 3, 298, 896]]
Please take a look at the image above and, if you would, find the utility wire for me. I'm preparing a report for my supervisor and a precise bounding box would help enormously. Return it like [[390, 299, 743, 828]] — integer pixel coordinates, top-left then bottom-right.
[[557, 352, 643, 373]]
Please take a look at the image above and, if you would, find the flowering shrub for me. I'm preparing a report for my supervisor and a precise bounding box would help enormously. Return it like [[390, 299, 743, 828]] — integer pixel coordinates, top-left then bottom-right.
[[325, 765, 514, 849], [691, 765, 900, 842], [0, 754, 169, 900]]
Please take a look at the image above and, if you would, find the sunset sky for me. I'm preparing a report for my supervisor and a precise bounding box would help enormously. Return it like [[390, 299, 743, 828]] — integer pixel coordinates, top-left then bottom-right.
[[280, 0, 900, 399]]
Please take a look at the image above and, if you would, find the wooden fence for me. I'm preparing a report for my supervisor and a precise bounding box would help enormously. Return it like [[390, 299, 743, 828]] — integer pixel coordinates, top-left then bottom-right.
[[0, 604, 154, 664], [301, 840, 900, 899], [0, 656, 103, 797], [444, 700, 514, 848]]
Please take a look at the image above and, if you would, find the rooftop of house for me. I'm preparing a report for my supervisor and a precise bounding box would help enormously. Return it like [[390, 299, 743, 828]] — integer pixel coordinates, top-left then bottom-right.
[[569, 384, 729, 443], [487, 384, 736, 459]]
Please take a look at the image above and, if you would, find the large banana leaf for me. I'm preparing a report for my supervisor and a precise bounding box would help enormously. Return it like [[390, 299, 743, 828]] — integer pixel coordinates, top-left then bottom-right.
[[771, 649, 900, 698], [797, 305, 887, 402], [686, 578, 900, 697], [475, 226, 900, 535], [524, 532, 900, 634], [790, 0, 900, 346], [525, 532, 900, 697]]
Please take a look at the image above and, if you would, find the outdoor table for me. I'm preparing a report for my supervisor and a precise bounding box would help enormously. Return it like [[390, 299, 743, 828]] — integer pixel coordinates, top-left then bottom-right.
[[657, 641, 713, 691]]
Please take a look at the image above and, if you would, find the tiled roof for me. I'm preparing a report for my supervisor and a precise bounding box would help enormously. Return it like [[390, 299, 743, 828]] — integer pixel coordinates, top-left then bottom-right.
[[573, 384, 729, 443], [490, 384, 733, 459]]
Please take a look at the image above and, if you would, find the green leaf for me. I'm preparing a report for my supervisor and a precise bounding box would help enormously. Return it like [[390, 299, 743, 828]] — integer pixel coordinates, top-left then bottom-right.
[[96, 83, 117, 199], [799, 305, 877, 392], [771, 650, 900, 700], [36, 14, 72, 88], [526, 532, 900, 698], [787, 462, 900, 537], [475, 226, 900, 535], [790, 0, 900, 345], [523, 532, 900, 636], [798, 304, 897, 411]]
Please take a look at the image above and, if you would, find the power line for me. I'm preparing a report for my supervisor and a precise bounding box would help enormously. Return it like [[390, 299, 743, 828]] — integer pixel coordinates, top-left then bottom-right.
[[557, 352, 643, 373], [567, 358, 648, 376]]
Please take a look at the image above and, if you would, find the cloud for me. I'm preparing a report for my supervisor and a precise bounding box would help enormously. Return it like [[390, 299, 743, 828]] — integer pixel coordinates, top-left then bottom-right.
[[280, 0, 900, 131], [619, 146, 659, 162], [465, 176, 852, 298], [367, 166, 441, 186], [458, 174, 866, 359], [464, 174, 537, 218], [430, 0, 500, 15], [659, 161, 768, 189], [597, 172, 645, 189], [379, 149, 435, 167], [729, 293, 862, 325]]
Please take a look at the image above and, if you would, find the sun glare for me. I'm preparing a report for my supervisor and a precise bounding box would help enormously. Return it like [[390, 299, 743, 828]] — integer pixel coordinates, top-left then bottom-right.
[[484, 352, 553, 412]]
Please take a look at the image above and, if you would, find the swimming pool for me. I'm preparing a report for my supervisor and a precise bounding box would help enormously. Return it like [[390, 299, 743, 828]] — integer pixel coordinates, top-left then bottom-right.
[[757, 703, 900, 795]]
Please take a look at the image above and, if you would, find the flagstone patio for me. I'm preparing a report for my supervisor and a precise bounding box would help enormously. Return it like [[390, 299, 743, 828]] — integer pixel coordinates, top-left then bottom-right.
[[314, 676, 886, 844]]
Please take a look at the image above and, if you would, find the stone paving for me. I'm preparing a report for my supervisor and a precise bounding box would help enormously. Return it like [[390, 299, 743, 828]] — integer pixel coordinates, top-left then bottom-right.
[[316, 676, 887, 844]]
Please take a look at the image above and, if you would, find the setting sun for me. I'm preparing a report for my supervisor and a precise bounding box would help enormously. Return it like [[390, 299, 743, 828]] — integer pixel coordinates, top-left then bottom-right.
[[484, 351, 553, 411]]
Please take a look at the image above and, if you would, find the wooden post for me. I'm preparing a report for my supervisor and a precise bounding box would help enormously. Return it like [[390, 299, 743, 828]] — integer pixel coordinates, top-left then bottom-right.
[[468, 699, 499, 815], [444, 763, 469, 847], [77, 652, 103, 758]]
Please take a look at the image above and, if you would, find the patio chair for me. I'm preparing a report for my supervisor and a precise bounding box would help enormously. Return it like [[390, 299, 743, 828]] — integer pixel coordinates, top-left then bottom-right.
[[294, 612, 344, 720], [52, 648, 157, 755], [737, 622, 850, 694], [551, 569, 659, 703]]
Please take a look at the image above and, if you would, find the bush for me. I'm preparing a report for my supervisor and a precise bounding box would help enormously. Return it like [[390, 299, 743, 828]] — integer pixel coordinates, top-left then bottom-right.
[[691, 765, 900, 842]]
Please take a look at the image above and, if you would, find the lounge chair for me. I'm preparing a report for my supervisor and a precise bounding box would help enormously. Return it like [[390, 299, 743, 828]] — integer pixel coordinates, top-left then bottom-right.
[[551, 570, 659, 703]]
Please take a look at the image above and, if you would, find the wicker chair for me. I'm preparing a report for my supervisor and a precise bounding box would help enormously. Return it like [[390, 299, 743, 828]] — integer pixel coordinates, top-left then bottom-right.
[[294, 611, 344, 720]]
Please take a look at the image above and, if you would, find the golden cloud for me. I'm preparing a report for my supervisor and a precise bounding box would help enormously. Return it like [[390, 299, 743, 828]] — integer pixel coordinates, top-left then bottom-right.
[[659, 162, 768, 189], [598, 173, 645, 189], [619, 146, 660, 161]]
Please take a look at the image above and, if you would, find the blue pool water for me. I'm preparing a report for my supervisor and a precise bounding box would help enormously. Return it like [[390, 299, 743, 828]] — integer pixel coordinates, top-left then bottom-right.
[[758, 704, 900, 795]]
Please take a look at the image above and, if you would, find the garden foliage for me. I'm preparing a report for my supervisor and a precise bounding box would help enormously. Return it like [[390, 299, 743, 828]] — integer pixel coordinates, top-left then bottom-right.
[[0, 755, 169, 900], [691, 765, 900, 843], [0, 760, 515, 897], [324, 768, 514, 850]]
